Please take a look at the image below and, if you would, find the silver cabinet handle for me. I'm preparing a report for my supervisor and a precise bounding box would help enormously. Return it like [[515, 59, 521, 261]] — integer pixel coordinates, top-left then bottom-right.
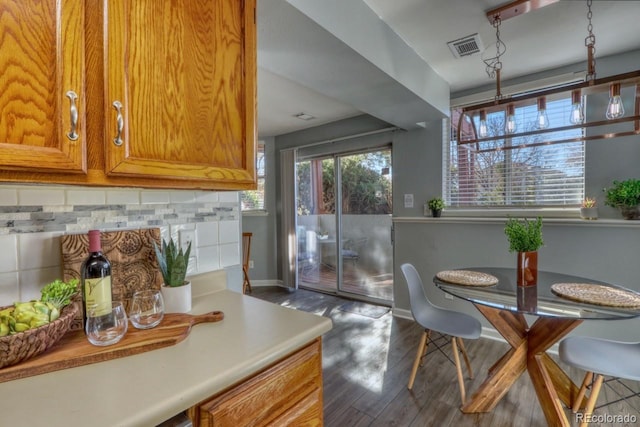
[[112, 101, 124, 146], [66, 91, 79, 141]]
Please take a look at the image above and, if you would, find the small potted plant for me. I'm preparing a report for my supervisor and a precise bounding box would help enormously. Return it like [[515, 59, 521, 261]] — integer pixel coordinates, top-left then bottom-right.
[[504, 217, 543, 286], [153, 238, 192, 313], [427, 197, 445, 217], [580, 197, 598, 220], [604, 178, 640, 220]]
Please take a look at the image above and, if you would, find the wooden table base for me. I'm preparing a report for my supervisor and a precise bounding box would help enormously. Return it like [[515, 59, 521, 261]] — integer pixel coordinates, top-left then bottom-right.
[[461, 304, 583, 427]]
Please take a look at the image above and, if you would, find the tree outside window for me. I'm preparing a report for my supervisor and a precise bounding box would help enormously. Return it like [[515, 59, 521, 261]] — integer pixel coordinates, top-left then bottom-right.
[[446, 96, 585, 208], [296, 150, 392, 215]]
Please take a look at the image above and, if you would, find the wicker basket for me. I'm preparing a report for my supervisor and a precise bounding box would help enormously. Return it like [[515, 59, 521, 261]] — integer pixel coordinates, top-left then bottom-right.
[[0, 302, 78, 369]]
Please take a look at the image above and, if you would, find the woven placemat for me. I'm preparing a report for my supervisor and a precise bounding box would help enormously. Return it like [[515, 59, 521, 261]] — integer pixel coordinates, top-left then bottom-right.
[[436, 270, 499, 287], [551, 283, 640, 308]]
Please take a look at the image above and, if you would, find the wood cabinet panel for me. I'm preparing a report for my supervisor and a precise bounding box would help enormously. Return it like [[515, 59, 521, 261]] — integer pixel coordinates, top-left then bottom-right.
[[268, 388, 323, 427], [0, 0, 86, 173], [103, 0, 256, 183], [0, 0, 256, 190], [193, 339, 324, 427]]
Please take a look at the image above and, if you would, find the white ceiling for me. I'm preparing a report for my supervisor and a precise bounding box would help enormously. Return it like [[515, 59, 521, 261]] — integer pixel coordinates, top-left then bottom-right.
[[257, 0, 640, 138]]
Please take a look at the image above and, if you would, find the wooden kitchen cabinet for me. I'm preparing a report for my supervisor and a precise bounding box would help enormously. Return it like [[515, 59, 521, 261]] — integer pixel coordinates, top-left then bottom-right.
[[0, 0, 256, 190], [0, 0, 86, 174], [102, 0, 256, 184], [188, 339, 324, 426]]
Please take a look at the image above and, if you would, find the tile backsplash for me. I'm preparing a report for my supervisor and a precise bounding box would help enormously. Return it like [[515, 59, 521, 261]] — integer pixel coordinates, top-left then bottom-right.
[[0, 184, 240, 306]]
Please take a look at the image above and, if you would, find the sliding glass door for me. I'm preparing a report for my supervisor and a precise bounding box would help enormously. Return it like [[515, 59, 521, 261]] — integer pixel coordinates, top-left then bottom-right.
[[295, 148, 393, 303]]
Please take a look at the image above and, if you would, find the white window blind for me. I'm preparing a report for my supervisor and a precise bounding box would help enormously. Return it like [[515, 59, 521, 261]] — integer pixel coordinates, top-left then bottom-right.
[[241, 142, 266, 211], [446, 96, 585, 207]]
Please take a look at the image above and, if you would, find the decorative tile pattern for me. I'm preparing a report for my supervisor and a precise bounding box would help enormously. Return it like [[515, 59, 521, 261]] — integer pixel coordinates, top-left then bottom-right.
[[0, 185, 241, 307], [0, 203, 238, 235]]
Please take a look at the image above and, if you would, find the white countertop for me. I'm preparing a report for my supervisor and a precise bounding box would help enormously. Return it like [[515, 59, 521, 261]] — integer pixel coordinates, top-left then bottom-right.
[[0, 274, 332, 427]]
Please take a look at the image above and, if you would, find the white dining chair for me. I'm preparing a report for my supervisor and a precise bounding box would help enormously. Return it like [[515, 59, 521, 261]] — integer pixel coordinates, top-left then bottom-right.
[[559, 336, 640, 427], [400, 263, 482, 404]]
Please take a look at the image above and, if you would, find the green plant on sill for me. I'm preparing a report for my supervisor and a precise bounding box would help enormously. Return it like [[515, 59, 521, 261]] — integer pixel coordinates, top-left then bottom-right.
[[153, 238, 191, 287], [504, 217, 543, 253], [582, 197, 596, 208], [604, 179, 640, 208], [427, 197, 445, 211]]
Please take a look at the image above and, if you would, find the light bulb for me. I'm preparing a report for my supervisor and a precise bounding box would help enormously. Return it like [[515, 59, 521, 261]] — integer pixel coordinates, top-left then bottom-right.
[[478, 110, 488, 138], [536, 97, 549, 129], [606, 83, 624, 120], [505, 104, 517, 134], [570, 90, 584, 125]]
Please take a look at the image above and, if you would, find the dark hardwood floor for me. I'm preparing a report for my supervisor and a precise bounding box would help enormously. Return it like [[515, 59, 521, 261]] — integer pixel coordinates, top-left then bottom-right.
[[250, 286, 640, 427]]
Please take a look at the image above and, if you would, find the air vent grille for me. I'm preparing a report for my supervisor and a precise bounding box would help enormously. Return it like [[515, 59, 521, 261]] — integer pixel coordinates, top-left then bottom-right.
[[447, 33, 483, 59]]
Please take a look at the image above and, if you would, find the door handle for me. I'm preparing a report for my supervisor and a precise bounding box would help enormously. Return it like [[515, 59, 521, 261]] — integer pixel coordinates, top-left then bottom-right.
[[66, 91, 79, 141], [112, 101, 124, 146]]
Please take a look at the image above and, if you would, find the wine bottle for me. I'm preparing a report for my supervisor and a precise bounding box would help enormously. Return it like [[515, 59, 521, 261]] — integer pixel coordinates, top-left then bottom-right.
[[80, 230, 113, 330]]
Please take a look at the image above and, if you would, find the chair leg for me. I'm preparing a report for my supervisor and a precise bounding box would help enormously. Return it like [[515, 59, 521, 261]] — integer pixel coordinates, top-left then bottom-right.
[[242, 266, 252, 294], [579, 374, 603, 427], [421, 330, 431, 363], [408, 330, 429, 390], [573, 371, 593, 413], [451, 337, 467, 405], [457, 337, 474, 379]]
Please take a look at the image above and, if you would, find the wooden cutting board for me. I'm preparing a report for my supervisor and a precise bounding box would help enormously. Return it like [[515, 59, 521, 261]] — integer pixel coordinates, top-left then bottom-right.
[[0, 311, 224, 383]]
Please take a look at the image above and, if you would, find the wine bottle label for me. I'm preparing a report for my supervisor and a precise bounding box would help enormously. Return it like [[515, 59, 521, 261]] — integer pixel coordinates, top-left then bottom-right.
[[84, 276, 113, 317]]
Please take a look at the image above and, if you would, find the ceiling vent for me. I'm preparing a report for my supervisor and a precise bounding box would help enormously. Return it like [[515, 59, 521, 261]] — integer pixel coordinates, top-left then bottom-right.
[[447, 33, 483, 59]]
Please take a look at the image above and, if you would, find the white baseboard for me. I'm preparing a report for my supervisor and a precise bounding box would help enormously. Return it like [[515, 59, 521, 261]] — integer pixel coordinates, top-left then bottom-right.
[[250, 279, 283, 287]]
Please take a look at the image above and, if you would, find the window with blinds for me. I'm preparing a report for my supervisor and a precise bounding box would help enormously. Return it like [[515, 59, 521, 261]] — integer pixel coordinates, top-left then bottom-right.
[[241, 142, 266, 211], [446, 96, 585, 207]]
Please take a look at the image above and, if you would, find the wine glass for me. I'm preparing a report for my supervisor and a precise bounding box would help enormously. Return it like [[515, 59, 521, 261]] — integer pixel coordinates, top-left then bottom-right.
[[86, 301, 128, 346], [129, 290, 164, 329]]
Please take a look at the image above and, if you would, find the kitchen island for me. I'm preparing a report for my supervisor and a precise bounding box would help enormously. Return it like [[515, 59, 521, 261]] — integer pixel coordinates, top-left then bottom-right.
[[0, 271, 332, 427]]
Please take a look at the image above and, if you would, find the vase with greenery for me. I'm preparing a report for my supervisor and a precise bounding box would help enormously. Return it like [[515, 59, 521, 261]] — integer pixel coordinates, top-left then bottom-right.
[[427, 197, 445, 217], [153, 238, 192, 312], [604, 179, 640, 220], [504, 217, 543, 286]]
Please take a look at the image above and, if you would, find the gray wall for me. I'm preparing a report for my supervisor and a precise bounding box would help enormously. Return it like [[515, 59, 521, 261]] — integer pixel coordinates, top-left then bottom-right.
[[392, 49, 640, 340], [243, 116, 394, 283], [246, 49, 640, 340], [273, 115, 395, 280], [393, 218, 640, 341], [241, 137, 278, 282]]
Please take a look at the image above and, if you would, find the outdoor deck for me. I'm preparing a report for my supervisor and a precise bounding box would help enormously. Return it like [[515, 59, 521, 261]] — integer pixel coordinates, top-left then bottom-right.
[[299, 263, 393, 302]]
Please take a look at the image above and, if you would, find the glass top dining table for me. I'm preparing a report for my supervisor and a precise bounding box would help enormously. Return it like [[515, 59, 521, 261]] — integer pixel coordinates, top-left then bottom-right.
[[432, 267, 640, 427], [433, 267, 640, 320]]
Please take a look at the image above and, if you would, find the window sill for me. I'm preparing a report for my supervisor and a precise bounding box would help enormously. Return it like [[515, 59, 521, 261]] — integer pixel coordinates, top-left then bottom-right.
[[435, 207, 579, 218], [392, 215, 640, 228]]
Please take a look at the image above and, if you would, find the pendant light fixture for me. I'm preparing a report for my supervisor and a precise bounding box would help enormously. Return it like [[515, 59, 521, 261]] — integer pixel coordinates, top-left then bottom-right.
[[569, 90, 584, 125], [606, 83, 625, 119], [478, 110, 489, 138], [505, 104, 517, 134], [455, 0, 640, 148], [536, 97, 549, 129], [482, 13, 505, 102]]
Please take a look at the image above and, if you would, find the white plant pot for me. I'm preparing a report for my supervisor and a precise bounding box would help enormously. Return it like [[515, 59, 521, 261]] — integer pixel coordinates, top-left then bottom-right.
[[160, 281, 192, 313], [580, 207, 598, 220]]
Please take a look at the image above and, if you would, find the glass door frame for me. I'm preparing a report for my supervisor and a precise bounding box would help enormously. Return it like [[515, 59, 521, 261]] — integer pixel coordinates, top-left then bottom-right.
[[295, 146, 393, 306]]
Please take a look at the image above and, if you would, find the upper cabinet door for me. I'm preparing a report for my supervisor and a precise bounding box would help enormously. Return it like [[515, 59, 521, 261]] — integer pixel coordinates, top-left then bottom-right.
[[0, 1, 86, 173], [104, 0, 256, 185]]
